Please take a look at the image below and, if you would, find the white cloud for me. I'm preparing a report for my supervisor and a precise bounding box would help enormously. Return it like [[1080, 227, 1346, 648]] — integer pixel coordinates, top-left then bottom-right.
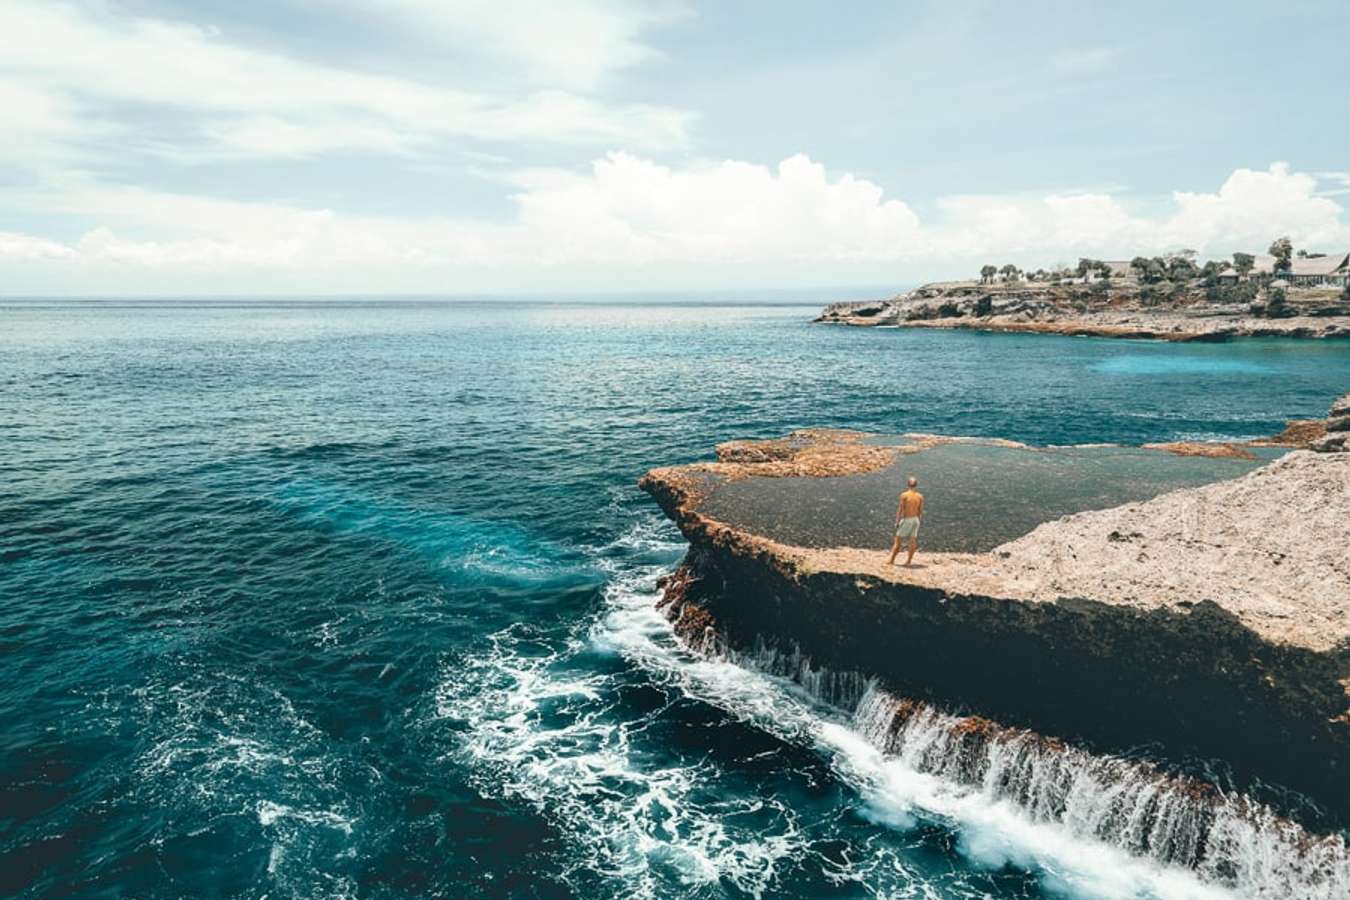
[[0, 154, 922, 271], [508, 153, 922, 263], [0, 1, 693, 165], [0, 232, 78, 262], [342, 0, 686, 90], [1162, 163, 1350, 251], [3, 159, 1347, 290], [930, 163, 1350, 264]]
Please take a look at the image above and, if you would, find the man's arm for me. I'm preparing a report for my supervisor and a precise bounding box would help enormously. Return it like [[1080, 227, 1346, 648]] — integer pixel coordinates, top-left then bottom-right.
[[895, 496, 904, 524], [917, 495, 924, 518]]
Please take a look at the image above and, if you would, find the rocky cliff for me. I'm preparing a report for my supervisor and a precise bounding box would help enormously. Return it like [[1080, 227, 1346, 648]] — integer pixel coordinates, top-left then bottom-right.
[[1314, 391, 1350, 452], [639, 410, 1350, 849], [816, 281, 1350, 340]]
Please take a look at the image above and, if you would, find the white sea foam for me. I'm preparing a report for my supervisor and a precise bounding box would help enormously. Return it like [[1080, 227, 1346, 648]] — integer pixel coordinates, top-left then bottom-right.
[[124, 668, 362, 898], [435, 515, 1350, 898], [594, 563, 1241, 898], [433, 624, 808, 896]]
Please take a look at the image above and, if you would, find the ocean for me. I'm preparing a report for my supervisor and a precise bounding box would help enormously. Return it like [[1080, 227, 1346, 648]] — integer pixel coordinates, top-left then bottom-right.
[[4, 298, 1349, 898]]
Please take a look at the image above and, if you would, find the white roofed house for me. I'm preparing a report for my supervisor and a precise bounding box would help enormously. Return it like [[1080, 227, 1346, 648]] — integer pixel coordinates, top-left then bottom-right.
[[1216, 254, 1277, 284], [1283, 253, 1350, 287], [1101, 260, 1136, 281]]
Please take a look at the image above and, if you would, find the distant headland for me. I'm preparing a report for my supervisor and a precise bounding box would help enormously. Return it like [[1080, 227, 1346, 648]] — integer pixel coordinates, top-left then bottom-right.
[[817, 241, 1350, 340]]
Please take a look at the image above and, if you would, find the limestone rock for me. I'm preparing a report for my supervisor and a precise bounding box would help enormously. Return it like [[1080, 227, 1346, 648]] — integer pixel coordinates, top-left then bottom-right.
[[1312, 391, 1350, 451], [813, 280, 1350, 340]]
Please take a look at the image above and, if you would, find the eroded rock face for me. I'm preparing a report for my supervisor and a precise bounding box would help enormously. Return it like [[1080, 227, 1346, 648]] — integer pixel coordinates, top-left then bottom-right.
[[1312, 392, 1350, 453], [656, 539, 1350, 823], [640, 432, 1350, 825]]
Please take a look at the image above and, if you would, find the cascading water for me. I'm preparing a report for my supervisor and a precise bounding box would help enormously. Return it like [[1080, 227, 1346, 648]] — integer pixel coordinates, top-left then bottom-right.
[[668, 596, 1350, 899], [851, 685, 1350, 896]]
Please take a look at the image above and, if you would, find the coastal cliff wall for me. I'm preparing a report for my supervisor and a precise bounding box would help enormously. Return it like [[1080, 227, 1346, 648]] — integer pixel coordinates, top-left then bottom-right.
[[639, 416, 1350, 835], [653, 536, 1349, 819]]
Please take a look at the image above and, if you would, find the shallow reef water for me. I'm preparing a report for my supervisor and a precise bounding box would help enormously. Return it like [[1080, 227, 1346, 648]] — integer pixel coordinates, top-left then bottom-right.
[[3, 297, 1349, 898]]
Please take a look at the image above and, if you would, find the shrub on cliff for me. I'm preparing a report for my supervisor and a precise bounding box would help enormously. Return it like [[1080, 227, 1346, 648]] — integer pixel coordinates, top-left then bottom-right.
[[1266, 287, 1293, 318], [1206, 282, 1258, 305], [975, 295, 993, 317]]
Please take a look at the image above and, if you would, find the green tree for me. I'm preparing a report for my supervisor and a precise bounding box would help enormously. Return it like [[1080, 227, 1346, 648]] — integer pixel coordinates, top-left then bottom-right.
[[1233, 252, 1256, 280], [999, 263, 1019, 281], [1141, 258, 1167, 284], [1268, 237, 1293, 272], [1167, 256, 1198, 282], [1199, 260, 1225, 287], [979, 264, 997, 284]]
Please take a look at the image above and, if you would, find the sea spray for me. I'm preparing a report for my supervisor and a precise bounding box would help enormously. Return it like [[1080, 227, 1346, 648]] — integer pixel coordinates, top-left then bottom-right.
[[660, 589, 1350, 898]]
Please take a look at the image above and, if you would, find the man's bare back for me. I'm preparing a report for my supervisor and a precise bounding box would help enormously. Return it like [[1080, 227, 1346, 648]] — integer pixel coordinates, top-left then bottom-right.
[[888, 477, 924, 567], [898, 489, 923, 519]]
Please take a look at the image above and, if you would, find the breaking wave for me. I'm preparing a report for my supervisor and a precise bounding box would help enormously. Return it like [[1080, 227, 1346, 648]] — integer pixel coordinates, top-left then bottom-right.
[[431, 516, 1350, 898]]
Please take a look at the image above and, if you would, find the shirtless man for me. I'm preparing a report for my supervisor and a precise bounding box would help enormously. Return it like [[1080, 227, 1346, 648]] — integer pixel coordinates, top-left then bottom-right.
[[888, 476, 924, 567]]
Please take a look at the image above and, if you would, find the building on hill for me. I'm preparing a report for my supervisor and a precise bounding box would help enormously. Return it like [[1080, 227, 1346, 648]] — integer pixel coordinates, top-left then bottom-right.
[[1216, 254, 1277, 284], [1284, 252, 1349, 287], [1102, 260, 1136, 280]]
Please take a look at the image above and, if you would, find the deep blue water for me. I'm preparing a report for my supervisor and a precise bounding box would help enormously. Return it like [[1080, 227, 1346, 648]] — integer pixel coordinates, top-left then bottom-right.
[[3, 299, 1348, 899]]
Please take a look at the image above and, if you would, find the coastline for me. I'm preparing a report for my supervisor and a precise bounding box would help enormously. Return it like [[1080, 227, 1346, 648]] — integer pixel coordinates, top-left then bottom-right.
[[815, 281, 1350, 341], [637, 395, 1350, 880]]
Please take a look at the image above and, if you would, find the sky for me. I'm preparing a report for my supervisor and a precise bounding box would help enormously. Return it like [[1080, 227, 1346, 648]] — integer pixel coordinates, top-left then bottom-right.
[[2, 0, 1349, 296]]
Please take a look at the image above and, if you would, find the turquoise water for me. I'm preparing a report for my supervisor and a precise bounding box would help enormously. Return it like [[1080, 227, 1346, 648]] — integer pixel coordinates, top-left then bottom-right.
[[3, 299, 1348, 898]]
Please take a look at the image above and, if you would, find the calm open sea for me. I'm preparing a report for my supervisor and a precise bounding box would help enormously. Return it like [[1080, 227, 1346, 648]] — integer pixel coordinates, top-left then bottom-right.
[[3, 298, 1348, 898]]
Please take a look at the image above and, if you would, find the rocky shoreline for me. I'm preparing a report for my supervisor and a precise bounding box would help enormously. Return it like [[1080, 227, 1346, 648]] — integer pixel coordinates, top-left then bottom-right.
[[816, 281, 1350, 340], [638, 394, 1350, 849]]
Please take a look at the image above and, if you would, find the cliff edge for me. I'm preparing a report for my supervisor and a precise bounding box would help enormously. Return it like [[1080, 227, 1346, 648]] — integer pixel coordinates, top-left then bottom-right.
[[639, 400, 1350, 828]]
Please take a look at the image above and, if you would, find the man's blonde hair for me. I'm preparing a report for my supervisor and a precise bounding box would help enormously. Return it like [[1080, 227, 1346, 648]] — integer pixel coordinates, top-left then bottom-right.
[[907, 476, 918, 487]]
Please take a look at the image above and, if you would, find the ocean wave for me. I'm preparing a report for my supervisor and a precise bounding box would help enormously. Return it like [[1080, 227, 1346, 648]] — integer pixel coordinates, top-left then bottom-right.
[[581, 525, 1350, 899], [432, 621, 810, 897], [598, 580, 1232, 898], [432, 515, 1241, 897], [122, 665, 367, 898]]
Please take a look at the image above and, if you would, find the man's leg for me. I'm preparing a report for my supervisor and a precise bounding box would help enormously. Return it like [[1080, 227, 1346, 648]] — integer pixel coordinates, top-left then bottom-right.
[[887, 534, 902, 565], [905, 535, 918, 567]]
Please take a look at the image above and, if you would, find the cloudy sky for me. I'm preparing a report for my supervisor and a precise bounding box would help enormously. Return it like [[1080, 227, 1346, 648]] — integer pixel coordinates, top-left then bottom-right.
[[3, 0, 1349, 295]]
